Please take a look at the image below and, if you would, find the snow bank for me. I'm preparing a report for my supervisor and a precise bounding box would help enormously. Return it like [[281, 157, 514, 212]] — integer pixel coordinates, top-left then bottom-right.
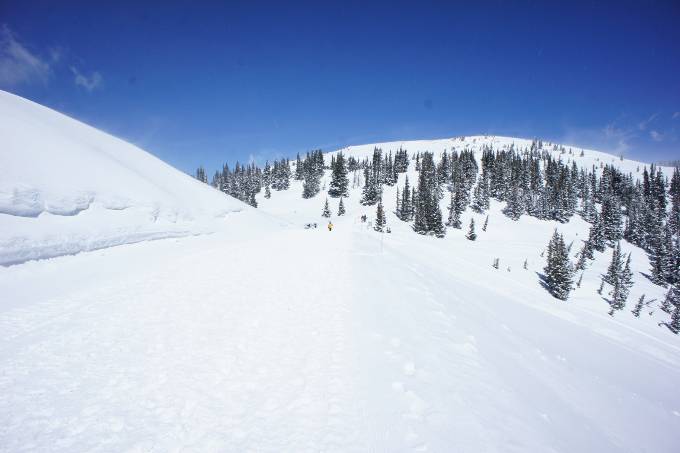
[[0, 90, 260, 265]]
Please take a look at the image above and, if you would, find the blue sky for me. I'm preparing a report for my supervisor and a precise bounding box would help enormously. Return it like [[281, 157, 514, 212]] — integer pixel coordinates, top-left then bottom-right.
[[1, 1, 679, 174]]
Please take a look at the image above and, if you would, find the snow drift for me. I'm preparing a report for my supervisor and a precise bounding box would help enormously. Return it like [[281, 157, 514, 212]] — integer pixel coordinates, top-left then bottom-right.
[[0, 90, 263, 265]]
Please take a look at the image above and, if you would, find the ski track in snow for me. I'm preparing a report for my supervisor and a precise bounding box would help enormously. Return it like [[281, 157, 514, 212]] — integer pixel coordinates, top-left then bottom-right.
[[0, 229, 368, 452], [1, 222, 680, 451]]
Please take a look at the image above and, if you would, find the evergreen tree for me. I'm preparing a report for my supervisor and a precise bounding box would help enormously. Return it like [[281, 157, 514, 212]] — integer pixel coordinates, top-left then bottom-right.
[[328, 152, 349, 198], [413, 152, 445, 237], [471, 178, 489, 213], [601, 194, 623, 244], [294, 153, 304, 180], [466, 218, 477, 241], [321, 198, 331, 218], [503, 186, 524, 220], [604, 242, 624, 285], [649, 224, 673, 286], [575, 239, 593, 271], [632, 294, 646, 317], [195, 166, 208, 183], [543, 230, 573, 300], [374, 197, 386, 232], [588, 212, 606, 252], [605, 246, 633, 315], [302, 152, 322, 199], [338, 197, 346, 216], [264, 184, 271, 199], [482, 215, 489, 231], [670, 302, 680, 334], [398, 176, 413, 221]]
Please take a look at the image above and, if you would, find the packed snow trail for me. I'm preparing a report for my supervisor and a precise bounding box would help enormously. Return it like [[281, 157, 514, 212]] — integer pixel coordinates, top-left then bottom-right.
[[1, 227, 368, 452], [1, 223, 680, 452]]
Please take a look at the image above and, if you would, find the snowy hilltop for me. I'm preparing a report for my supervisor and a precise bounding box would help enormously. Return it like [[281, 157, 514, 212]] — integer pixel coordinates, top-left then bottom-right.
[[1, 92, 679, 452], [0, 90, 281, 266]]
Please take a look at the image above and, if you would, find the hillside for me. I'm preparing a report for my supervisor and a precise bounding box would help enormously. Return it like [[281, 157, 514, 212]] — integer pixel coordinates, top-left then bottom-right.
[[0, 93, 679, 452], [0, 90, 278, 266]]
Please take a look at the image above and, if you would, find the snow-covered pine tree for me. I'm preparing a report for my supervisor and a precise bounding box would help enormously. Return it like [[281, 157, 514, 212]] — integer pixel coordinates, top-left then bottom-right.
[[482, 215, 488, 231], [604, 242, 623, 285], [503, 186, 524, 220], [607, 248, 633, 315], [669, 302, 680, 334], [588, 212, 606, 252], [328, 152, 349, 198], [471, 178, 488, 213], [360, 154, 383, 206], [543, 230, 573, 300], [302, 152, 322, 199], [374, 197, 386, 232], [466, 218, 477, 241], [398, 176, 412, 221], [264, 184, 271, 199], [338, 197, 345, 216], [601, 194, 623, 245], [446, 191, 461, 228], [321, 198, 331, 218], [621, 253, 634, 292], [575, 239, 593, 271], [649, 224, 673, 286], [632, 294, 646, 317], [195, 166, 208, 183], [413, 152, 445, 237], [294, 153, 304, 180]]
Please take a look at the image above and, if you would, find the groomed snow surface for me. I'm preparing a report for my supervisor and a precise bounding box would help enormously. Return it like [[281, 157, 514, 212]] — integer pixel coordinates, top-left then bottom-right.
[[1, 91, 679, 451], [2, 214, 680, 452]]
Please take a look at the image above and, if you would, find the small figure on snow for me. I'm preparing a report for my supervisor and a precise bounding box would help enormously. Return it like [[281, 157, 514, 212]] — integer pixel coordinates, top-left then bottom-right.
[[328, 221, 333, 232]]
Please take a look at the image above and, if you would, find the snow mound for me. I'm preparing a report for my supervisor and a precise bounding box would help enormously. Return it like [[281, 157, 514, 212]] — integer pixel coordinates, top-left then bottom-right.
[[0, 90, 262, 265]]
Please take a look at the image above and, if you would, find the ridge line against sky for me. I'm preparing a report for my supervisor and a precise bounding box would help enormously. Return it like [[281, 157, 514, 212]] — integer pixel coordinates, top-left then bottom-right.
[[1, 1, 678, 174]]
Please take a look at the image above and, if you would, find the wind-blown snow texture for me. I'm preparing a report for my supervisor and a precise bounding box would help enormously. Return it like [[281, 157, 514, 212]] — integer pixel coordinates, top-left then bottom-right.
[[0, 90, 262, 266], [1, 92, 679, 452]]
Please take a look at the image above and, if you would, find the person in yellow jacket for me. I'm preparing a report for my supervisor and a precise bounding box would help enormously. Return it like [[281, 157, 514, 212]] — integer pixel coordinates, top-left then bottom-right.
[[328, 221, 333, 231]]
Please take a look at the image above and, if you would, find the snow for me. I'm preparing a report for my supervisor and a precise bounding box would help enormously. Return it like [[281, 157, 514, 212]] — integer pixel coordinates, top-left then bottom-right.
[[0, 90, 273, 266], [1, 92, 679, 451]]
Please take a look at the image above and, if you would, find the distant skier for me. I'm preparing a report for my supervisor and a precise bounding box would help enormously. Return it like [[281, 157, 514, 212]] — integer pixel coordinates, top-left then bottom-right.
[[328, 221, 333, 231]]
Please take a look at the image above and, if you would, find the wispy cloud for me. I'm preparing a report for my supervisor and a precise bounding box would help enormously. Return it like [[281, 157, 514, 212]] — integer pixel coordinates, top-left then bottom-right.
[[637, 113, 658, 131], [0, 24, 51, 86], [560, 120, 637, 156], [673, 112, 680, 120], [650, 130, 664, 142], [70, 66, 102, 92]]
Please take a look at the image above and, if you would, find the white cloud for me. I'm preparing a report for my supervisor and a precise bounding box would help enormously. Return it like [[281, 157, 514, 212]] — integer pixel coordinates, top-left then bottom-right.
[[637, 113, 658, 131], [70, 66, 102, 92], [0, 24, 51, 86], [560, 120, 638, 157], [673, 112, 680, 119], [650, 130, 663, 142]]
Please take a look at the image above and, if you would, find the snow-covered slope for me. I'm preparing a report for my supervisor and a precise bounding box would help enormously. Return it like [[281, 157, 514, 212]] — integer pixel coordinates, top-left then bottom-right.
[[0, 90, 273, 266], [332, 135, 673, 176], [1, 93, 679, 452]]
